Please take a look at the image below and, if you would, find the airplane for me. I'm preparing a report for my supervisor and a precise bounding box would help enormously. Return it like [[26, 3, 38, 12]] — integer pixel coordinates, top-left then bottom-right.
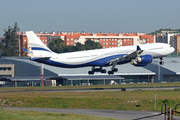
[[23, 31, 175, 75]]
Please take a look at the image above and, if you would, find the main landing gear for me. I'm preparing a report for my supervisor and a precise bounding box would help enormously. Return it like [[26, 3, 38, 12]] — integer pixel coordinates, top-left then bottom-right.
[[108, 61, 118, 75], [159, 57, 164, 65], [88, 61, 119, 75], [108, 68, 118, 75], [88, 66, 106, 75], [88, 66, 118, 75]]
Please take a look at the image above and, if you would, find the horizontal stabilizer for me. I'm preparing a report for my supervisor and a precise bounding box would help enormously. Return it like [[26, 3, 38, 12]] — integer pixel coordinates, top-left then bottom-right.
[[31, 57, 51, 62], [22, 48, 33, 53]]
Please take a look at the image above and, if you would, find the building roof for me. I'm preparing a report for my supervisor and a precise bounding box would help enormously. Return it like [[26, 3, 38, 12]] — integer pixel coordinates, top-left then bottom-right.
[[1, 57, 180, 80], [2, 75, 124, 82], [6, 76, 42, 81], [0, 57, 155, 76], [49, 75, 124, 80]]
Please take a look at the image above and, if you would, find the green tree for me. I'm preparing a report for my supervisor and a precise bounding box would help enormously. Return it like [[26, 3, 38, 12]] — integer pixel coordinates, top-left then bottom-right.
[[0, 22, 20, 57], [149, 28, 180, 35], [48, 38, 102, 53], [85, 39, 102, 50], [48, 38, 65, 53], [21, 42, 28, 57], [75, 42, 84, 51]]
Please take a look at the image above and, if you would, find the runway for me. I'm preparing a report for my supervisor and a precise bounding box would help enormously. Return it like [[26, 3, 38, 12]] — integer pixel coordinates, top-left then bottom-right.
[[0, 86, 180, 93], [0, 107, 164, 120], [3, 107, 180, 120]]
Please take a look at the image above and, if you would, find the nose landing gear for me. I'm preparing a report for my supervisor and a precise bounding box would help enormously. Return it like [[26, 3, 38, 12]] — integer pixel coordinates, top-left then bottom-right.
[[159, 57, 164, 65]]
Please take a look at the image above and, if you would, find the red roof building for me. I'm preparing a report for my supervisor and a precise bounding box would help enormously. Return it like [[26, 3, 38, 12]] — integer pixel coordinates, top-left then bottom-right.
[[18, 31, 155, 56]]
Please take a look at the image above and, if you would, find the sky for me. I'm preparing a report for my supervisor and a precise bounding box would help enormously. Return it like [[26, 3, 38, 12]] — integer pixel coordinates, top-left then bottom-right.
[[0, 0, 180, 37]]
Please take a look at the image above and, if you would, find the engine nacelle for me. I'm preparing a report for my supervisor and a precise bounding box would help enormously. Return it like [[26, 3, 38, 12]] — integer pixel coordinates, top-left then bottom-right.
[[131, 55, 153, 66]]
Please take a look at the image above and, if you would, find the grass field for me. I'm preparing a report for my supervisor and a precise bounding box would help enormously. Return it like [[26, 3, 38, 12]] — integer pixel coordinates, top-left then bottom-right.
[[1, 83, 180, 120], [0, 109, 121, 120], [1, 88, 180, 112]]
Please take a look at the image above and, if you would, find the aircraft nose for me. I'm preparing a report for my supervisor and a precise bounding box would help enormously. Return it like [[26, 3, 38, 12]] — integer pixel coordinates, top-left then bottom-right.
[[170, 47, 175, 53]]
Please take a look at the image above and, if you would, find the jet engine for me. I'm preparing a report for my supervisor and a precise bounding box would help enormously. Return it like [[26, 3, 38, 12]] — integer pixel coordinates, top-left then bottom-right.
[[131, 55, 153, 66]]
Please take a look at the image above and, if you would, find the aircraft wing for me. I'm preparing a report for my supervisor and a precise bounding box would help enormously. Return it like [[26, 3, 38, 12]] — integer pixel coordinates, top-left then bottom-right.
[[123, 46, 143, 61], [107, 45, 143, 65]]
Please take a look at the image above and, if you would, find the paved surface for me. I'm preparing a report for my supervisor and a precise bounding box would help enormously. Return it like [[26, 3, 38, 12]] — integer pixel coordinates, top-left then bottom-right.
[[1, 86, 180, 93], [2, 107, 180, 120]]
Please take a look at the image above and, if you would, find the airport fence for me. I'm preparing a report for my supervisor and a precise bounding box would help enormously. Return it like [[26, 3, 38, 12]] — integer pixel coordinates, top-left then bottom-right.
[[133, 103, 180, 120]]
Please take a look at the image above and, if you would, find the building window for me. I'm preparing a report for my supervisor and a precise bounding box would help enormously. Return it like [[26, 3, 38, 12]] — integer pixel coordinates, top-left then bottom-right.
[[67, 39, 69, 41], [0, 67, 12, 71], [112, 39, 114, 41], [124, 39, 126, 41], [71, 39, 73, 41]]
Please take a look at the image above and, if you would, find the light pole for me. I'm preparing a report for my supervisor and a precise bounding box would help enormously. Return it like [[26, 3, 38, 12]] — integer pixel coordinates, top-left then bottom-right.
[[153, 61, 161, 81], [40, 63, 44, 86]]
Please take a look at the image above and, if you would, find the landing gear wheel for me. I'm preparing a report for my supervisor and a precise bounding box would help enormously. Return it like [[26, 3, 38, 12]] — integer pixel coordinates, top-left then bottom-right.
[[114, 68, 118, 72], [159, 61, 164, 65], [101, 69, 106, 73], [88, 71, 94, 75], [108, 71, 114, 75]]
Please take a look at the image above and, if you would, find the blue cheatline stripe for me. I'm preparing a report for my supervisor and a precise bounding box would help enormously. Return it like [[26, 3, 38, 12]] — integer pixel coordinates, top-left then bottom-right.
[[31, 47, 52, 52], [33, 54, 128, 68]]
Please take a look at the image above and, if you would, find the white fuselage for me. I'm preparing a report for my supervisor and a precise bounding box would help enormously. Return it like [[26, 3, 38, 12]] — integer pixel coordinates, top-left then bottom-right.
[[25, 31, 175, 74], [44, 43, 174, 68]]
